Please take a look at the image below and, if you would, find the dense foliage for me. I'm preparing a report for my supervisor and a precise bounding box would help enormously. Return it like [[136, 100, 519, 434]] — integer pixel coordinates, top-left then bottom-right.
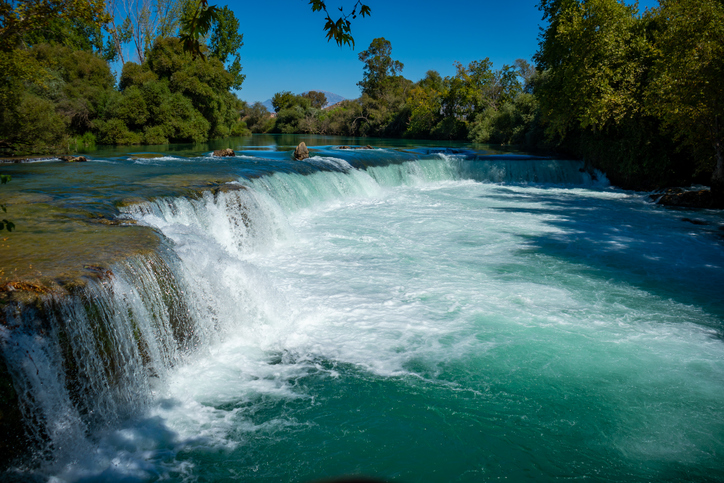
[[0, 0, 248, 154], [2, 0, 721, 196], [247, 1, 723, 195], [253, 37, 532, 142], [535, 0, 723, 193]]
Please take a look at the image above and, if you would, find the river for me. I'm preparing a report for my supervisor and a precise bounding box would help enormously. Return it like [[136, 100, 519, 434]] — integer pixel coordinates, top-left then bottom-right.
[[1, 135, 723, 482]]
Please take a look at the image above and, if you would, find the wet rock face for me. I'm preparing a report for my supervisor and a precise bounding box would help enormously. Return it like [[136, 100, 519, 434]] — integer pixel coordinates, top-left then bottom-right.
[[59, 156, 87, 163], [212, 149, 235, 157], [0, 353, 30, 471], [294, 142, 309, 161]]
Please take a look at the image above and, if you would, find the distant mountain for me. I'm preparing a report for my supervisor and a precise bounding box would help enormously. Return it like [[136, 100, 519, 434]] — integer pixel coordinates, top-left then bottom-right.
[[260, 91, 346, 112]]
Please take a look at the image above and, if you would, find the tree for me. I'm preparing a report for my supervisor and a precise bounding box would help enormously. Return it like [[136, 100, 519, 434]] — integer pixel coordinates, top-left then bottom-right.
[[0, 1, 110, 153], [104, 36, 246, 144], [470, 93, 543, 147], [209, 5, 245, 90], [514, 58, 537, 91], [121, 0, 186, 63], [649, 0, 724, 202], [302, 91, 328, 109], [442, 59, 495, 122], [0, 0, 109, 52], [534, 0, 651, 138], [530, 0, 691, 189], [102, 0, 132, 64], [405, 71, 444, 138], [271, 91, 296, 113], [358, 37, 404, 98], [242, 101, 274, 132]]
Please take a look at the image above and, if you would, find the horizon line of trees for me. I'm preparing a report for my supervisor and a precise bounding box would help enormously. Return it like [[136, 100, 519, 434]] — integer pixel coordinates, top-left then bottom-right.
[[244, 0, 722, 196], [1, 0, 722, 198], [0, 0, 371, 156]]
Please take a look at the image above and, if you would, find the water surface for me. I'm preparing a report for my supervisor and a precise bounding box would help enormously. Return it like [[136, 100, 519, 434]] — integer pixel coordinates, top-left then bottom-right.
[[2, 135, 723, 482]]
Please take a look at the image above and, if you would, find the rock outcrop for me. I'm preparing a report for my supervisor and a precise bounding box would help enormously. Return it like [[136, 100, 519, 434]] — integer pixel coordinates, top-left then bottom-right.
[[212, 148, 235, 157], [651, 188, 721, 209], [337, 145, 374, 150], [294, 142, 309, 160], [59, 156, 88, 162]]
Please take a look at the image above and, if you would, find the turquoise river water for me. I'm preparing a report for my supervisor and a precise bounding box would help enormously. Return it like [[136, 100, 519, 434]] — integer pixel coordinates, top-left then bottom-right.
[[1, 135, 724, 482]]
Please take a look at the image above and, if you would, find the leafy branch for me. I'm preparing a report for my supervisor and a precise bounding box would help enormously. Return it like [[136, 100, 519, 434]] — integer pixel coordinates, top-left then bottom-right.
[[179, 0, 219, 60], [309, 0, 371, 48]]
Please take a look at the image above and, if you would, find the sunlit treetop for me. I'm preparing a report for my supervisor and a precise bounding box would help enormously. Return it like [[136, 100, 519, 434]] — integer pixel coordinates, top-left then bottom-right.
[[0, 0, 109, 51]]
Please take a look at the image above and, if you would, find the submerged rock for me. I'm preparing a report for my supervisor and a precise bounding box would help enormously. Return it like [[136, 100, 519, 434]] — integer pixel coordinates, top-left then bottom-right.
[[59, 155, 88, 163], [294, 142, 309, 160], [337, 145, 374, 150], [681, 217, 710, 226], [212, 148, 235, 157]]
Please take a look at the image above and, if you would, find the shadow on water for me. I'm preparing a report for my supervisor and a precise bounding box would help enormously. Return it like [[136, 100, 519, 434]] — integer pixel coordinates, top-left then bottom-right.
[[486, 186, 724, 329]]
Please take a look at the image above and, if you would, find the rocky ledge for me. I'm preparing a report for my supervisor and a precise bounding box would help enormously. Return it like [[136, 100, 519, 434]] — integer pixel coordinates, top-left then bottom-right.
[[212, 148, 235, 157], [336, 145, 374, 150], [651, 188, 723, 209], [59, 155, 88, 162]]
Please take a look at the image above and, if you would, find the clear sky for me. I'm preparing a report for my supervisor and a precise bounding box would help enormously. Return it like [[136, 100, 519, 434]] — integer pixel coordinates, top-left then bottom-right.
[[228, 0, 660, 103]]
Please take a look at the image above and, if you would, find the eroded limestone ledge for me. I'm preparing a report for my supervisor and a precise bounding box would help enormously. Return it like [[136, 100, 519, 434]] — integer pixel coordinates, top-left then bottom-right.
[[0, 173, 240, 306]]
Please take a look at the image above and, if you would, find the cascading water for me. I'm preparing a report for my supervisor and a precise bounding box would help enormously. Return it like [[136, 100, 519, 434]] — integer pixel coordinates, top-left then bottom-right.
[[1, 148, 723, 482]]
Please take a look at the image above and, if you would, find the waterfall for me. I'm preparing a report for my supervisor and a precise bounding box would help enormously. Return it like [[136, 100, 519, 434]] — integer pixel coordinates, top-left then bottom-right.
[[0, 154, 610, 474], [0, 250, 192, 470]]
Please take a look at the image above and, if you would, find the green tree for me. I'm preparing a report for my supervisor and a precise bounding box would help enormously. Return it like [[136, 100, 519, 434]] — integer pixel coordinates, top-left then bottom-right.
[[242, 101, 274, 132], [209, 5, 245, 90], [0, 0, 109, 153], [470, 93, 543, 147], [0, 0, 109, 52], [441, 59, 495, 123], [271, 91, 296, 113], [107, 36, 246, 144], [405, 71, 444, 138], [649, 0, 724, 201], [532, 0, 689, 189], [1, 43, 117, 154], [358, 37, 404, 98], [534, 0, 651, 138], [302, 91, 328, 109]]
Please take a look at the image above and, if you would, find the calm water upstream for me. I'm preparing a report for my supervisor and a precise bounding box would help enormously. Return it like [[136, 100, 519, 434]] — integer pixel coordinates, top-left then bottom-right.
[[1, 135, 724, 482]]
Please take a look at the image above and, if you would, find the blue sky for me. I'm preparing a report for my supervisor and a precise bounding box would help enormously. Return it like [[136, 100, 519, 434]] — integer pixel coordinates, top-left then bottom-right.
[[228, 0, 660, 103]]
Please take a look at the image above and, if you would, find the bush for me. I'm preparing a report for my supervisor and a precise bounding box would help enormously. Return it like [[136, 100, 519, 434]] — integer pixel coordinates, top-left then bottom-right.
[[11, 94, 69, 154], [113, 86, 149, 129], [143, 125, 169, 145], [69, 131, 97, 150], [93, 118, 141, 145]]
